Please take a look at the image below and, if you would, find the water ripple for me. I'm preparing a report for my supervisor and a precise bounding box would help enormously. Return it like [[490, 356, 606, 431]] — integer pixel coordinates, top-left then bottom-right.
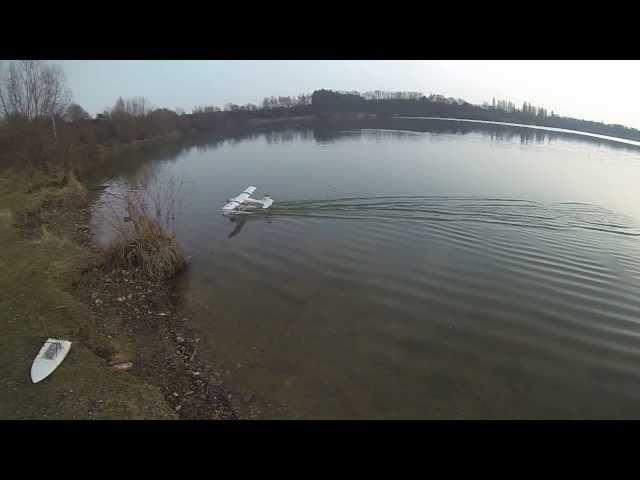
[[272, 196, 640, 237]]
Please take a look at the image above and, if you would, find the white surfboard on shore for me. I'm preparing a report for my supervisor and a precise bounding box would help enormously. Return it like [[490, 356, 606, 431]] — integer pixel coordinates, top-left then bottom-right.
[[31, 338, 72, 383]]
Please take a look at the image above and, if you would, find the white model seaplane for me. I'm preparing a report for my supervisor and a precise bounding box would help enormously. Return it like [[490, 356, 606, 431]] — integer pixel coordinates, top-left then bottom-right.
[[222, 186, 273, 215]]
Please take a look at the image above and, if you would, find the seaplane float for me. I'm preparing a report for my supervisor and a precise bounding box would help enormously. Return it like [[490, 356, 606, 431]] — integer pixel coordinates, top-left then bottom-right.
[[221, 186, 273, 215]]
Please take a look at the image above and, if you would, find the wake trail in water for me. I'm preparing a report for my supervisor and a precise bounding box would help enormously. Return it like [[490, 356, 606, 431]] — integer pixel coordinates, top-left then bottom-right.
[[267, 196, 640, 237]]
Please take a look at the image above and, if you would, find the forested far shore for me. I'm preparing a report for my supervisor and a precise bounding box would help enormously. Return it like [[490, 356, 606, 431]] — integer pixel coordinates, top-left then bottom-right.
[[310, 90, 640, 143], [2, 60, 640, 176]]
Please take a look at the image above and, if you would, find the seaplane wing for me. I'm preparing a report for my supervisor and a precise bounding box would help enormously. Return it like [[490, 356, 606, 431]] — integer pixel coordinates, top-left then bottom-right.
[[222, 186, 273, 214], [229, 186, 256, 203]]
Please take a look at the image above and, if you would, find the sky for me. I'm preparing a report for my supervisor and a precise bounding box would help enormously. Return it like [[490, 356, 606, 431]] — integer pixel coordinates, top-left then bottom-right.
[[50, 60, 640, 130]]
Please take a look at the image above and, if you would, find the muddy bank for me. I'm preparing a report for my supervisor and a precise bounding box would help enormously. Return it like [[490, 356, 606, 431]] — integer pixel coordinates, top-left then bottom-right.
[[74, 261, 267, 419]]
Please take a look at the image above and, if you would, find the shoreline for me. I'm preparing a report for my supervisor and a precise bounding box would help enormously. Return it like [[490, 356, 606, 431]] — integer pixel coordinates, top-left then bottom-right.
[[73, 258, 250, 419], [73, 176, 274, 419], [0, 133, 283, 418]]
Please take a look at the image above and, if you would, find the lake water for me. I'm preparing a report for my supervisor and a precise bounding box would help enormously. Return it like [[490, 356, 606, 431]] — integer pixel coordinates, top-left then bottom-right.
[[91, 118, 640, 418]]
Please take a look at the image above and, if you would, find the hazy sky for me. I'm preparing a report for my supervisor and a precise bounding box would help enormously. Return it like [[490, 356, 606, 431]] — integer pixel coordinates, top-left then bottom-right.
[[54, 60, 640, 129]]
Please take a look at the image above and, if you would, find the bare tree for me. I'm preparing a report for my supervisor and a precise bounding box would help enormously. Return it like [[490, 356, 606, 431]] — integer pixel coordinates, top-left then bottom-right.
[[125, 96, 150, 117], [112, 97, 126, 116], [111, 96, 151, 118], [0, 60, 71, 121], [0, 61, 5, 120]]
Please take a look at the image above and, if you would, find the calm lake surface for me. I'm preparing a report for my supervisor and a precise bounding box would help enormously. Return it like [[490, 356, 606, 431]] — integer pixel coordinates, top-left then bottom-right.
[[91, 118, 640, 418]]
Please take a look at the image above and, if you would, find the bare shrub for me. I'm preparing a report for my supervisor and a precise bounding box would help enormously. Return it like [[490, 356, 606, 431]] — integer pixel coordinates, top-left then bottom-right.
[[100, 169, 186, 281]]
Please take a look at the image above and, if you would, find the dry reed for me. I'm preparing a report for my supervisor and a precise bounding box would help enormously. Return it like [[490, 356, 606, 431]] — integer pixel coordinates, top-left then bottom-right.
[[101, 170, 186, 281]]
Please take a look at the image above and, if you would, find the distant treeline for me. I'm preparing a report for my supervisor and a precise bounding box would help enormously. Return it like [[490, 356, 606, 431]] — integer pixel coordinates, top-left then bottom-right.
[[3, 60, 640, 176], [310, 89, 640, 142], [0, 61, 315, 173], [83, 94, 313, 144]]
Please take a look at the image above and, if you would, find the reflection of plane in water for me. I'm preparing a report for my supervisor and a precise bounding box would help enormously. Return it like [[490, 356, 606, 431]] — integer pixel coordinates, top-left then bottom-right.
[[226, 213, 272, 239], [227, 216, 246, 238]]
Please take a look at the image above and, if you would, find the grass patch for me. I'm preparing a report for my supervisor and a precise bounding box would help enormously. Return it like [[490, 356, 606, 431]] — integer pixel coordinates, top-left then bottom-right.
[[0, 169, 174, 419], [0, 209, 13, 228], [5, 169, 89, 239], [104, 216, 186, 282]]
